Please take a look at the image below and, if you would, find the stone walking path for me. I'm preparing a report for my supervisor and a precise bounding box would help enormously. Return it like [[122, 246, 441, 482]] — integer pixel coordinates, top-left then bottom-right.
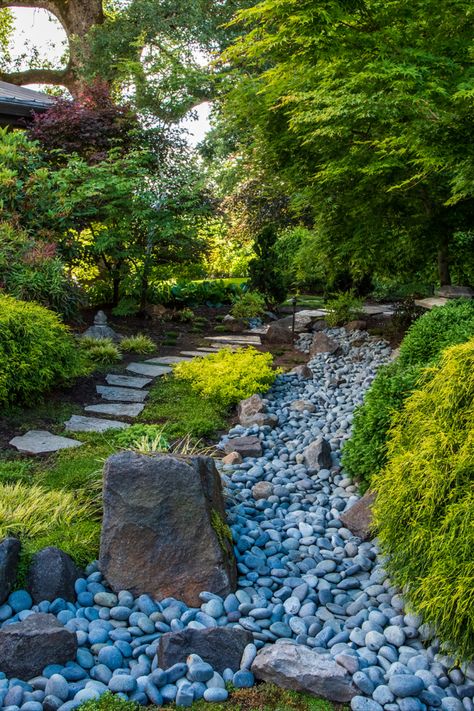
[[10, 331, 264, 450]]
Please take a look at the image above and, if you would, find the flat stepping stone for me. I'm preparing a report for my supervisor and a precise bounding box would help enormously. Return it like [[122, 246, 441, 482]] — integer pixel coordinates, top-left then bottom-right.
[[180, 351, 209, 357], [205, 335, 261, 345], [97, 385, 149, 402], [106, 374, 152, 389], [9, 430, 83, 454], [415, 297, 448, 310], [145, 356, 193, 365], [65, 415, 130, 433], [84, 403, 145, 417], [126, 363, 172, 377]]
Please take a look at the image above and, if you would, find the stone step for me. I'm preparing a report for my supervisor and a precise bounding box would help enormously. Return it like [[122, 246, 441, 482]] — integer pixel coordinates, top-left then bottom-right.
[[106, 374, 152, 389], [96, 385, 149, 403], [180, 351, 209, 357], [126, 363, 172, 378], [145, 356, 193, 365], [204, 335, 261, 345], [65, 415, 130, 433], [9, 430, 83, 454], [84, 403, 145, 418]]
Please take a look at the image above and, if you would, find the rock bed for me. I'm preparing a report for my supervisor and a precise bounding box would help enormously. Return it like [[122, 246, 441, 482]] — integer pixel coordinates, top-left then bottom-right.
[[0, 327, 473, 711]]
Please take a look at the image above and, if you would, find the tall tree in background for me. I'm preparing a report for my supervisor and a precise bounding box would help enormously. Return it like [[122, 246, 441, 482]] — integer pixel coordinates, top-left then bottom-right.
[[220, 0, 474, 286]]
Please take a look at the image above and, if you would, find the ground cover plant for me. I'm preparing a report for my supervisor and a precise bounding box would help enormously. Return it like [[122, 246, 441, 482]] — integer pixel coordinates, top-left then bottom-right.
[[325, 292, 363, 328], [173, 348, 280, 407], [342, 300, 474, 489], [0, 295, 89, 410], [230, 291, 266, 319], [79, 338, 122, 366], [120, 334, 156, 354], [373, 339, 474, 660]]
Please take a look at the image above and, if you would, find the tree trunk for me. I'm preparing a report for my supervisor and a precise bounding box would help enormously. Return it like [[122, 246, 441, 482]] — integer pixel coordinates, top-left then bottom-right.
[[437, 237, 451, 287], [0, 0, 104, 95]]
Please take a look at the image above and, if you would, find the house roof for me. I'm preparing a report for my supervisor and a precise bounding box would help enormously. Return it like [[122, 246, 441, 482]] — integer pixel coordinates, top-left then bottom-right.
[[0, 81, 55, 127]]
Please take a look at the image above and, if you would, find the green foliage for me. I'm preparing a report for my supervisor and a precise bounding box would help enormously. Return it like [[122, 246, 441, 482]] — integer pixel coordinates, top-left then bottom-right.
[[248, 225, 287, 305], [325, 291, 363, 327], [80, 338, 122, 365], [342, 300, 474, 488], [0, 295, 88, 409], [174, 347, 280, 407], [113, 424, 170, 453], [398, 299, 474, 367], [143, 377, 229, 439], [78, 684, 337, 711], [120, 334, 155, 354], [152, 279, 247, 307], [175, 308, 195, 322], [221, 0, 474, 287], [374, 340, 474, 660], [342, 361, 423, 491], [231, 291, 266, 319], [211, 509, 233, 554]]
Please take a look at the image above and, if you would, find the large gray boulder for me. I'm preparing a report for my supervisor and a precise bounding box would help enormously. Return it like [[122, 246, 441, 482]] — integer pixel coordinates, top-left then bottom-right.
[[100, 452, 237, 606], [251, 642, 357, 703], [158, 627, 252, 673], [309, 332, 339, 356], [0, 537, 20, 604], [0, 613, 77, 680], [27, 547, 80, 603], [223, 436, 262, 458]]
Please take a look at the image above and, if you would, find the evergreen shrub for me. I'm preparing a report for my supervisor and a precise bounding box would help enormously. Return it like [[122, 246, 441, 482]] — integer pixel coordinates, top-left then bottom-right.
[[342, 299, 474, 488], [374, 340, 474, 660], [0, 295, 88, 408], [174, 347, 280, 407]]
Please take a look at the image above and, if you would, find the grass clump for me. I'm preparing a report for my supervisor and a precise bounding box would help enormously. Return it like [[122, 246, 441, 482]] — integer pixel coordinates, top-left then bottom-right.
[[143, 377, 228, 439], [78, 684, 339, 711], [173, 347, 280, 407], [325, 290, 363, 327], [120, 334, 155, 354], [0, 294, 88, 409], [114, 424, 170, 453], [374, 339, 474, 661], [80, 337, 122, 365], [342, 299, 474, 489], [231, 291, 266, 319]]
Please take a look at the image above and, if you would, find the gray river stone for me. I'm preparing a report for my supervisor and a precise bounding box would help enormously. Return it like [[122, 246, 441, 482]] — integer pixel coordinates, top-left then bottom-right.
[[96, 385, 149, 402], [126, 363, 172, 377], [64, 415, 130, 433], [84, 403, 144, 417]]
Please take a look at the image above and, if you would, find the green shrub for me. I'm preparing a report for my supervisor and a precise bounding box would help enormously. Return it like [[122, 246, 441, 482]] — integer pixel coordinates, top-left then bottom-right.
[[80, 338, 122, 365], [374, 340, 474, 660], [342, 300, 474, 488], [342, 361, 423, 491], [0, 295, 88, 408], [398, 299, 474, 366], [175, 308, 195, 322], [325, 290, 363, 327], [231, 291, 266, 319], [120, 334, 155, 354], [174, 347, 280, 407]]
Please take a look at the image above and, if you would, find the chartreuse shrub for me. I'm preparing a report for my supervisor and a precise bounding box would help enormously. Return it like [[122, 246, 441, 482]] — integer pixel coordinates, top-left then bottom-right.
[[0, 295, 88, 408], [174, 347, 280, 407], [373, 340, 474, 660], [342, 299, 474, 489]]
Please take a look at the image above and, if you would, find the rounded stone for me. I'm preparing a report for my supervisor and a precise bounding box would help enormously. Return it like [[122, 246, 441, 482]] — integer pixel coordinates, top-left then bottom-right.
[[351, 696, 383, 711], [203, 688, 229, 702], [389, 674, 425, 698]]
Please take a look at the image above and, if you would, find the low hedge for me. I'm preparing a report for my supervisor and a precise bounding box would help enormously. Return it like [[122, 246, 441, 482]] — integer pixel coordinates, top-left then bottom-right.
[[342, 299, 474, 489], [173, 347, 280, 407], [0, 295, 88, 408], [373, 340, 474, 660]]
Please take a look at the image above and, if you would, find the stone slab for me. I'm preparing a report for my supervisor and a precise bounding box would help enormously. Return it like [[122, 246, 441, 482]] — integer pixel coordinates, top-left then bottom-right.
[[145, 356, 193, 364], [9, 430, 83, 455], [84, 403, 144, 418], [180, 351, 208, 357], [205, 335, 261, 344], [106, 374, 152, 389], [97, 385, 149, 402], [126, 363, 172, 377], [415, 297, 449, 310], [65, 415, 130, 433]]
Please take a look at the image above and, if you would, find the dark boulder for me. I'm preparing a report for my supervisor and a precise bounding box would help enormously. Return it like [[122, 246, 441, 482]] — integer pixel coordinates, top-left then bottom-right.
[[223, 436, 262, 458], [340, 490, 376, 541], [100, 452, 237, 607], [0, 537, 21, 605], [158, 627, 252, 673], [0, 613, 77, 680], [27, 547, 80, 603]]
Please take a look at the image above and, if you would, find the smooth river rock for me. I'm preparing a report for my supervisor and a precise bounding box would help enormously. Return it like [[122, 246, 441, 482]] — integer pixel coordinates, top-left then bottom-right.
[[100, 452, 237, 606]]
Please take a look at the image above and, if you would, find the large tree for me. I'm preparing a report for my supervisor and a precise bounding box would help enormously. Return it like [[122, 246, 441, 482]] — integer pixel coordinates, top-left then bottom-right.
[[220, 0, 474, 286], [0, 0, 252, 117]]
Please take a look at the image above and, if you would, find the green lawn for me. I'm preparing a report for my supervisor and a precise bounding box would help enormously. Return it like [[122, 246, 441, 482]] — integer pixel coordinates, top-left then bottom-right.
[[282, 295, 325, 309]]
